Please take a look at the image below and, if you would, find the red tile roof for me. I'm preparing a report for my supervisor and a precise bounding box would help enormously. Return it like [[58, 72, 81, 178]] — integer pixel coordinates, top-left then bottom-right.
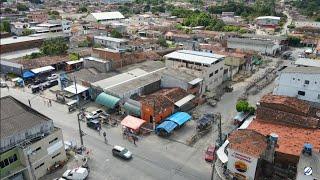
[[260, 94, 310, 115], [248, 119, 320, 157], [228, 129, 267, 158]]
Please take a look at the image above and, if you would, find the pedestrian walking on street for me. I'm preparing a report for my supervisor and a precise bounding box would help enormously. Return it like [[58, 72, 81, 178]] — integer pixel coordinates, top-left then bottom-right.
[[44, 99, 46, 106], [47, 100, 50, 107], [97, 126, 101, 136], [103, 132, 107, 144], [28, 99, 31, 107], [7, 85, 9, 91], [49, 99, 52, 106], [133, 136, 137, 146]]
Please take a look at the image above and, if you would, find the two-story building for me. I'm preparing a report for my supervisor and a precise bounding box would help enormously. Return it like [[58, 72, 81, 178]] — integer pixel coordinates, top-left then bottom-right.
[[273, 67, 320, 103], [93, 36, 128, 50], [164, 50, 227, 90], [0, 96, 67, 180]]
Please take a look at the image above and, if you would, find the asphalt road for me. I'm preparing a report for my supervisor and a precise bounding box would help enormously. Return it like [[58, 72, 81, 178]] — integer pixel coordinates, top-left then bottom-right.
[[1, 61, 280, 180]]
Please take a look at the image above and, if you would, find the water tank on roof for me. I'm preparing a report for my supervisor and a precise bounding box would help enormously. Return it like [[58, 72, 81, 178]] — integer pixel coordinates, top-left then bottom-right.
[[269, 133, 278, 144]]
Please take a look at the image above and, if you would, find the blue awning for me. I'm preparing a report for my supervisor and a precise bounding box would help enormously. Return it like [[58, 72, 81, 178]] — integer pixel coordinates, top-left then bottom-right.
[[156, 121, 177, 134], [22, 71, 35, 79], [165, 112, 191, 126]]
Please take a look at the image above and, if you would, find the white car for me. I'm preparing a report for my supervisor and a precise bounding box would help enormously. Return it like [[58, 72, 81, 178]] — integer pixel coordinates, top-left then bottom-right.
[[112, 145, 132, 160], [62, 167, 88, 180], [47, 74, 59, 80], [85, 109, 103, 120]]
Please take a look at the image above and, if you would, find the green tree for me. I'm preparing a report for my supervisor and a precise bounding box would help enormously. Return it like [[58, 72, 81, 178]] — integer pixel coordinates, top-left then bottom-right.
[[288, 36, 301, 47], [22, 28, 33, 36], [17, 3, 29, 11], [4, 8, 14, 13], [78, 6, 88, 13], [236, 100, 249, 112], [0, 21, 11, 32], [40, 38, 68, 56], [69, 53, 80, 61], [157, 37, 168, 47], [110, 29, 123, 38], [247, 106, 256, 115]]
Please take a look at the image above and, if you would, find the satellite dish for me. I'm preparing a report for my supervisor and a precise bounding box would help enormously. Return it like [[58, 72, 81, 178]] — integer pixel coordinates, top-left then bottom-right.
[[304, 167, 312, 176]]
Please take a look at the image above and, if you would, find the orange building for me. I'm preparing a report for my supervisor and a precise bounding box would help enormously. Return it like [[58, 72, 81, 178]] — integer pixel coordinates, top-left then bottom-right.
[[140, 94, 174, 124]]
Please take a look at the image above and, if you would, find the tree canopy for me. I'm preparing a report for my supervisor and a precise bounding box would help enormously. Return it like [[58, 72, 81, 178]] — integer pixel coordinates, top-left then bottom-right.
[[17, 3, 29, 11], [110, 29, 123, 38], [40, 38, 68, 56], [0, 20, 11, 33]]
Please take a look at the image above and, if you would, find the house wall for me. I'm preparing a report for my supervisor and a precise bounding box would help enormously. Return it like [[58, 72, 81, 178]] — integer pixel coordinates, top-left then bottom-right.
[[165, 58, 225, 90], [0, 39, 43, 54], [83, 58, 111, 73], [141, 103, 174, 123], [0, 147, 24, 179], [94, 38, 127, 49], [22, 128, 67, 180], [273, 73, 320, 103]]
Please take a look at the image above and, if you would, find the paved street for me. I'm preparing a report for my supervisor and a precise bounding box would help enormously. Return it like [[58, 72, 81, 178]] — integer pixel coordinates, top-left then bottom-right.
[[1, 59, 281, 180]]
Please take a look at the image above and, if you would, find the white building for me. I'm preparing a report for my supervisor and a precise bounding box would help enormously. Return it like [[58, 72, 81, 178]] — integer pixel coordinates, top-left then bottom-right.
[[256, 16, 281, 27], [164, 50, 227, 90], [86, 11, 125, 24], [94, 36, 128, 50], [273, 67, 320, 103]]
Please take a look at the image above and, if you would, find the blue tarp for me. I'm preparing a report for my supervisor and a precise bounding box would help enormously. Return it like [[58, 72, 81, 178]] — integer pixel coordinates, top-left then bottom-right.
[[165, 112, 191, 126], [156, 121, 178, 134], [22, 71, 35, 79]]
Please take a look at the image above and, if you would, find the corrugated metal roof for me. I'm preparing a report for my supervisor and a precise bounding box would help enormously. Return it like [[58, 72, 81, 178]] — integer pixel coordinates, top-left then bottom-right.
[[295, 58, 320, 68], [94, 36, 128, 43], [164, 50, 225, 65], [166, 112, 191, 126], [31, 65, 55, 74], [91, 11, 125, 21], [123, 102, 140, 116], [156, 121, 177, 134], [95, 92, 120, 109], [174, 94, 195, 107]]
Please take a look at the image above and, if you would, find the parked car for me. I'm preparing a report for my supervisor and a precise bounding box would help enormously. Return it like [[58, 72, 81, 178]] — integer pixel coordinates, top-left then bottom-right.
[[112, 145, 132, 160], [85, 109, 103, 120], [47, 73, 59, 80], [62, 167, 88, 180], [0, 81, 8, 88], [204, 145, 216, 162], [86, 119, 100, 130]]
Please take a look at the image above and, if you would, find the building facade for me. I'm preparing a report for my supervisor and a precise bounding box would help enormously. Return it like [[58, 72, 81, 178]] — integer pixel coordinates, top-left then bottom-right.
[[164, 50, 226, 90], [94, 36, 128, 50], [0, 96, 67, 180], [273, 67, 320, 103]]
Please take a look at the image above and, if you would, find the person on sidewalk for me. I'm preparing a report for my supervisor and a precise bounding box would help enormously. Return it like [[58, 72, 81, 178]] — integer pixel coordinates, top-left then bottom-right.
[[49, 99, 52, 106], [28, 99, 31, 107], [103, 132, 107, 144]]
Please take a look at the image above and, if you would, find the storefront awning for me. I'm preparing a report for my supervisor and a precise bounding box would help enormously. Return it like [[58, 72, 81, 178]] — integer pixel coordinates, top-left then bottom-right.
[[22, 71, 35, 79], [31, 65, 55, 74], [156, 121, 177, 134], [64, 84, 89, 95], [95, 92, 120, 109], [121, 115, 146, 130], [165, 112, 191, 126], [123, 102, 140, 116]]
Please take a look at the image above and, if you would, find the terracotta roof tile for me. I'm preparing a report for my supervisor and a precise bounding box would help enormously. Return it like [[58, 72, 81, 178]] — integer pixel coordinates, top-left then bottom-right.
[[248, 119, 320, 157], [228, 129, 268, 158]]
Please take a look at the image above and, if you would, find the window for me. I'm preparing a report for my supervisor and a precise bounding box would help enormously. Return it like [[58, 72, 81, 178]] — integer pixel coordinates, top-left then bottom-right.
[[4, 159, 9, 166], [215, 70, 219, 74], [305, 80, 309, 84], [35, 163, 44, 170], [52, 152, 61, 159], [209, 73, 213, 77], [32, 147, 41, 153], [49, 137, 58, 144], [9, 154, 17, 163], [298, 91, 305, 96]]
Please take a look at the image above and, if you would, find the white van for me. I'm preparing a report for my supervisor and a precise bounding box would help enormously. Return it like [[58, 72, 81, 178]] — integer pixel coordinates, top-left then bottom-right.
[[62, 167, 88, 180]]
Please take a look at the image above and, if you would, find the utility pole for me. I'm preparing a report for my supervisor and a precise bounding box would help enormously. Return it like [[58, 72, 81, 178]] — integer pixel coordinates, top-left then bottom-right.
[[74, 76, 84, 148], [211, 113, 222, 180], [26, 148, 36, 180]]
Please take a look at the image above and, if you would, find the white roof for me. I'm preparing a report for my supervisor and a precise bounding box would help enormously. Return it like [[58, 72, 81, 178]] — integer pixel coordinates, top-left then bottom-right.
[[188, 78, 203, 85], [113, 145, 125, 151], [31, 66, 55, 74], [64, 84, 89, 94], [92, 68, 148, 89], [90, 11, 125, 21], [216, 139, 229, 164], [66, 59, 84, 65], [175, 94, 195, 107], [164, 50, 225, 65], [295, 58, 320, 68], [256, 16, 281, 20], [37, 23, 60, 27], [94, 36, 128, 43]]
